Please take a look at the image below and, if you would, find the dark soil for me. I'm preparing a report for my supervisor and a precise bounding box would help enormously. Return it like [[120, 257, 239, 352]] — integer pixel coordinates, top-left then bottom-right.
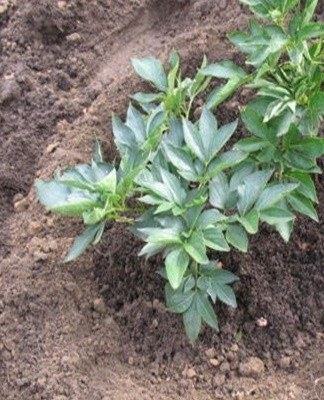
[[1, 1, 324, 399]]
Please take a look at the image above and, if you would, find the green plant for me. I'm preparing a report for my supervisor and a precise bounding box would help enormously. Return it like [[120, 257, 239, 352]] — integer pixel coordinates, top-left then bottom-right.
[[201, 0, 324, 241], [35, 0, 324, 342]]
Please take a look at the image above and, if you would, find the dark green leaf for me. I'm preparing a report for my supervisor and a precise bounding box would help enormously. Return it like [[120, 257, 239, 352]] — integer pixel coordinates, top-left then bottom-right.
[[183, 297, 202, 342], [238, 209, 259, 234], [285, 171, 318, 202], [184, 231, 209, 264], [207, 150, 248, 179], [203, 228, 230, 252], [206, 77, 244, 109], [226, 224, 248, 252], [259, 207, 295, 224], [209, 172, 229, 210], [287, 193, 319, 222], [64, 222, 104, 262], [255, 183, 299, 210], [165, 284, 195, 314], [237, 169, 274, 215], [183, 119, 205, 162], [197, 209, 227, 229], [197, 291, 219, 330], [209, 281, 237, 308], [165, 248, 190, 289]]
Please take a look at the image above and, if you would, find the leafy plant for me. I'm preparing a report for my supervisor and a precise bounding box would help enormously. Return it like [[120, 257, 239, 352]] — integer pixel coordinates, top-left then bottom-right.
[[201, 0, 324, 241], [35, 0, 324, 342], [131, 51, 211, 118]]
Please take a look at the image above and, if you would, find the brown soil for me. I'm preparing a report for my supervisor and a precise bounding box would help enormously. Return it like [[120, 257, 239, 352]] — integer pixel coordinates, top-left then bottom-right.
[[1, 1, 323, 399]]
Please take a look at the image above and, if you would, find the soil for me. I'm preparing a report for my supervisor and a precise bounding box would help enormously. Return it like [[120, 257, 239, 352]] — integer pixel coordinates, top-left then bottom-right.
[[0, 1, 323, 399]]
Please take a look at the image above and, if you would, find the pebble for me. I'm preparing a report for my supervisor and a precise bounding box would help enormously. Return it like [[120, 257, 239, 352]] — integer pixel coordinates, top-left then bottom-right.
[[34, 251, 48, 261], [212, 373, 225, 388], [93, 298, 105, 314], [28, 221, 43, 235], [219, 361, 230, 373], [209, 358, 220, 367], [205, 347, 217, 359], [151, 318, 158, 328], [0, 78, 21, 105], [66, 33, 82, 42], [279, 356, 291, 370], [239, 357, 265, 378], [57, 1, 67, 9], [185, 368, 197, 379], [46, 142, 60, 153], [13, 197, 29, 212], [231, 343, 239, 352], [226, 351, 235, 362], [0, 1, 9, 16]]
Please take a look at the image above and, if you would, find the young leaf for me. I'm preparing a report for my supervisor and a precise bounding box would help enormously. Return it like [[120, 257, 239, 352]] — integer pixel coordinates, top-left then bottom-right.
[[139, 227, 182, 244], [226, 224, 248, 252], [255, 183, 299, 210], [131, 92, 164, 104], [285, 171, 318, 202], [209, 172, 229, 210], [201, 60, 247, 79], [206, 77, 245, 109], [165, 248, 190, 289], [301, 0, 319, 25], [287, 193, 319, 222], [183, 297, 202, 342], [207, 150, 248, 179], [112, 115, 136, 155], [131, 56, 168, 91], [237, 209, 259, 234], [64, 222, 105, 262], [298, 23, 324, 40], [197, 209, 227, 229], [35, 181, 100, 216], [237, 169, 274, 215], [259, 207, 295, 225], [165, 284, 194, 313], [183, 119, 205, 162], [184, 231, 209, 264], [275, 219, 294, 242], [126, 103, 146, 144], [196, 291, 219, 330], [203, 228, 230, 252], [94, 168, 117, 193], [209, 281, 237, 308]]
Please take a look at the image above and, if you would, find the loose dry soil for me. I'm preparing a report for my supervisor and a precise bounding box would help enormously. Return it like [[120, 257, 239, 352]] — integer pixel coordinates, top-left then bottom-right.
[[1, 1, 324, 399]]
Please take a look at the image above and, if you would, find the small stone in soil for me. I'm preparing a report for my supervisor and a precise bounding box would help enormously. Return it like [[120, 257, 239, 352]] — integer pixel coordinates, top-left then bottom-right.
[[93, 298, 105, 313], [46, 142, 60, 153], [219, 361, 230, 373], [231, 343, 239, 352], [185, 368, 196, 379], [279, 356, 291, 369], [212, 374, 226, 388], [205, 347, 217, 359], [239, 357, 265, 379], [66, 33, 82, 42], [209, 358, 220, 367]]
